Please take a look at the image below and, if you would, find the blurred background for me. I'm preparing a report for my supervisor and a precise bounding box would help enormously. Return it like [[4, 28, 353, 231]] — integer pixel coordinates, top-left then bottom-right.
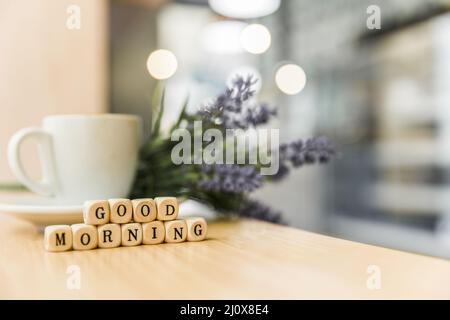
[[2, 0, 450, 258]]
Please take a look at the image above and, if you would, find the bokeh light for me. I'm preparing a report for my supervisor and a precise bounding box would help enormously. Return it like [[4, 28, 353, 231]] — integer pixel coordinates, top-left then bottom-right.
[[209, 0, 281, 19], [275, 64, 307, 95], [146, 49, 178, 80], [201, 21, 247, 54], [240, 24, 271, 54]]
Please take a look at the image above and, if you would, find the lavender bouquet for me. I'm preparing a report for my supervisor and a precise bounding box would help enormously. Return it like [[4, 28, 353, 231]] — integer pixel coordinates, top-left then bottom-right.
[[131, 76, 335, 223]]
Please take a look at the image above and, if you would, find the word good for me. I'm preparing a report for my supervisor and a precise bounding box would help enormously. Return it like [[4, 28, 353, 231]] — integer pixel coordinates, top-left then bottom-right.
[[44, 197, 207, 252]]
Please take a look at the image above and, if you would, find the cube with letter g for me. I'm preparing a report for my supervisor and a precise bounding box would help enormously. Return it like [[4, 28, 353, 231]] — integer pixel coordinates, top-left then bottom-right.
[[83, 200, 110, 225]]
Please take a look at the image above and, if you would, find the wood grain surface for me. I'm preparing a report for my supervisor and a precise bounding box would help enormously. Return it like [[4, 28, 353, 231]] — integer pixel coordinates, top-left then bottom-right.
[[0, 214, 449, 299]]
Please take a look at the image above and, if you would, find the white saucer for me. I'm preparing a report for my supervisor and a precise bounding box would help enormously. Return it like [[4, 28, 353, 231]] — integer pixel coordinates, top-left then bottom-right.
[[0, 196, 83, 226]]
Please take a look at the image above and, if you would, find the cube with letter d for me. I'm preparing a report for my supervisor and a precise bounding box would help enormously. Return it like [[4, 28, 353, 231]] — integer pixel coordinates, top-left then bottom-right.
[[155, 197, 178, 221]]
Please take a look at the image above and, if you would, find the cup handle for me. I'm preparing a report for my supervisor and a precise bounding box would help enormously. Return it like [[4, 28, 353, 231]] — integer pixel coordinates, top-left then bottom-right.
[[7, 127, 57, 196]]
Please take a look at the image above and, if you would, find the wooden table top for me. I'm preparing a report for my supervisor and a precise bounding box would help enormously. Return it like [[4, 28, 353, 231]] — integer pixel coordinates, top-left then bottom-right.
[[0, 215, 449, 299]]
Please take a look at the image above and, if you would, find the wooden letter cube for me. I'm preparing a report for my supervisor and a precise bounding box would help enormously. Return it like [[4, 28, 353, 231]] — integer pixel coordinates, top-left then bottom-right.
[[132, 198, 157, 223], [71, 224, 98, 250], [109, 199, 133, 224], [121, 223, 143, 246], [97, 224, 121, 249], [164, 220, 187, 243], [44, 225, 72, 252], [155, 197, 179, 221], [83, 200, 110, 225], [142, 221, 165, 245], [186, 217, 208, 242]]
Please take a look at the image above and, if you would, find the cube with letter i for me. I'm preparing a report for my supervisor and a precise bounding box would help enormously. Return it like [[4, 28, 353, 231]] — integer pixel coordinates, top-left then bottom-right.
[[142, 220, 165, 245]]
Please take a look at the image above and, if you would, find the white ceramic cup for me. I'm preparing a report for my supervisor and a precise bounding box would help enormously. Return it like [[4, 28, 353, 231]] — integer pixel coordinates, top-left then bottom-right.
[[7, 114, 142, 204]]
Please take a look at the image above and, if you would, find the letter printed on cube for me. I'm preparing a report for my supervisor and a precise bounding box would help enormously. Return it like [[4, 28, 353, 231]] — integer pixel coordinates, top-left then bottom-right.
[[142, 221, 165, 245], [44, 225, 72, 252], [155, 197, 178, 221], [71, 224, 98, 250], [97, 223, 121, 249], [121, 223, 143, 246], [164, 220, 187, 243], [132, 198, 157, 223], [109, 199, 133, 224], [83, 200, 110, 225], [186, 217, 207, 241]]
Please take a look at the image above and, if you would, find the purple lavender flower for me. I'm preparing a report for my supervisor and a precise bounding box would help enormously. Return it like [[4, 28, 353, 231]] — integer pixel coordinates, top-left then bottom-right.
[[198, 75, 276, 129], [285, 137, 335, 167], [237, 199, 284, 224], [269, 137, 335, 181], [229, 75, 257, 105], [198, 164, 262, 193], [270, 162, 290, 181], [244, 102, 277, 127], [198, 75, 255, 119], [134, 75, 336, 225]]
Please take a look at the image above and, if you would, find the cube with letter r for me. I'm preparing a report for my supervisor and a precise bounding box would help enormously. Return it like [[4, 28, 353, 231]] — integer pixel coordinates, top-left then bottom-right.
[[97, 223, 121, 249]]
